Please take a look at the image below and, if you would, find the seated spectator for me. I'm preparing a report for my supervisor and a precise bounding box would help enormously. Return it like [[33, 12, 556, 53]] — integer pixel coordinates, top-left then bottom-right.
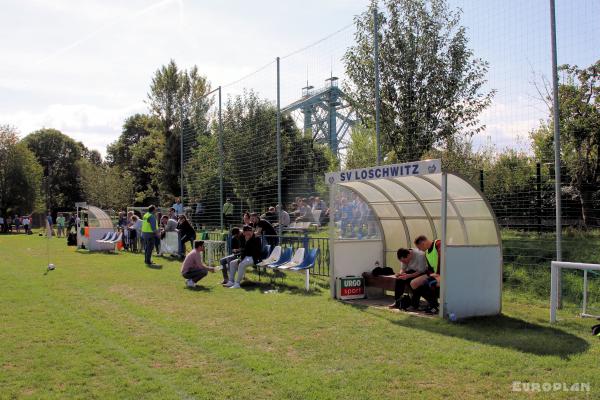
[[181, 240, 215, 288], [177, 215, 196, 256], [250, 212, 278, 247], [275, 205, 290, 227], [225, 225, 262, 289], [242, 211, 251, 227], [295, 198, 313, 222], [219, 227, 244, 285], [261, 206, 278, 225], [409, 235, 442, 313], [388, 248, 428, 310]]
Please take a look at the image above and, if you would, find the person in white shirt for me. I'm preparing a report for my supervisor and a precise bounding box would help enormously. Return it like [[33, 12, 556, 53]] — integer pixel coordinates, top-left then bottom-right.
[[389, 247, 428, 310]]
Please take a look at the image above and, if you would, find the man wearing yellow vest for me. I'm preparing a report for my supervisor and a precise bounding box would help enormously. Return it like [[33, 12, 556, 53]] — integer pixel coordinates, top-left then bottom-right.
[[141, 205, 159, 265], [410, 235, 441, 313]]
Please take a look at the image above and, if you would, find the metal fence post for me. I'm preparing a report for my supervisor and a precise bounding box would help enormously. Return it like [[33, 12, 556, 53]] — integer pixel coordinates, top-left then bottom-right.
[[276, 57, 283, 239], [179, 104, 184, 208], [219, 86, 224, 231], [549, 0, 562, 306], [373, 4, 382, 166]]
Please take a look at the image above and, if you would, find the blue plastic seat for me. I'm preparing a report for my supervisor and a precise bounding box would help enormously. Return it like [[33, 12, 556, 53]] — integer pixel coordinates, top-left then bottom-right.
[[291, 248, 319, 271], [267, 247, 292, 268]]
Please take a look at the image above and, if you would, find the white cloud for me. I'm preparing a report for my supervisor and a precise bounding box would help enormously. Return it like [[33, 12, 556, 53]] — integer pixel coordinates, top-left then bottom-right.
[[2, 102, 146, 156]]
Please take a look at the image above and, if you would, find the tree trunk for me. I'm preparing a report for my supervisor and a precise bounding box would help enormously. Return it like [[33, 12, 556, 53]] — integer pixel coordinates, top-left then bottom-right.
[[579, 186, 595, 229]]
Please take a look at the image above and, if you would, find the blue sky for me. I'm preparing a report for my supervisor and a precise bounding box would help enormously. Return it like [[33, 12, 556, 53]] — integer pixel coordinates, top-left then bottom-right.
[[0, 0, 598, 155]]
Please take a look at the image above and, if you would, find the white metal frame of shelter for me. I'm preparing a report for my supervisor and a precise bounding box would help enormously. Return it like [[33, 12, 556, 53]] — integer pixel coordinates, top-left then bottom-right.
[[326, 160, 503, 319]]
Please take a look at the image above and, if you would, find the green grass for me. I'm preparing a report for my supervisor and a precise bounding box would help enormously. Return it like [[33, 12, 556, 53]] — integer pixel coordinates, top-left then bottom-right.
[[1, 235, 599, 399]]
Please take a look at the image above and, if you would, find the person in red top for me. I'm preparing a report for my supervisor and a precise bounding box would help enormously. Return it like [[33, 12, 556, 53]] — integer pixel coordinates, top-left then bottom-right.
[[410, 235, 441, 313], [181, 240, 215, 288]]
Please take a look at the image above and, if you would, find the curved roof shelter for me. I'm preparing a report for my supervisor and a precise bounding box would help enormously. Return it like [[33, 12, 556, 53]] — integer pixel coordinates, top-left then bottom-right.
[[326, 160, 502, 319], [339, 173, 500, 267], [85, 206, 114, 229]]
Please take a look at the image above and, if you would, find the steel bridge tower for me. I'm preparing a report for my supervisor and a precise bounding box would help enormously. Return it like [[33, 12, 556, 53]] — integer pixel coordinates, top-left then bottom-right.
[[282, 77, 356, 157]]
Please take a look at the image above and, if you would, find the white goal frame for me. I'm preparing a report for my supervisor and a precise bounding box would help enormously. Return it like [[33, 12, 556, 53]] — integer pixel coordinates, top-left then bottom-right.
[[550, 261, 600, 323]]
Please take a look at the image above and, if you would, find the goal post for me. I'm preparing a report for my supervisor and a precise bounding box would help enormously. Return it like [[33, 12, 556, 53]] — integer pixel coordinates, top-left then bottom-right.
[[550, 261, 600, 323]]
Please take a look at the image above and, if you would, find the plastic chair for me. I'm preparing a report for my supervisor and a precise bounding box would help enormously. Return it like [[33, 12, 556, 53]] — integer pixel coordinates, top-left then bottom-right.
[[267, 247, 292, 268], [277, 247, 305, 270], [257, 246, 281, 267]]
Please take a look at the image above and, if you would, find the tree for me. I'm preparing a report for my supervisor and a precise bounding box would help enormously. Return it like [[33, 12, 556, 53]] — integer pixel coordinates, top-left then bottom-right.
[[77, 159, 135, 210], [531, 60, 600, 227], [345, 125, 377, 169], [146, 60, 212, 201], [106, 114, 163, 205], [0, 125, 43, 215], [22, 128, 84, 211], [344, 0, 494, 162]]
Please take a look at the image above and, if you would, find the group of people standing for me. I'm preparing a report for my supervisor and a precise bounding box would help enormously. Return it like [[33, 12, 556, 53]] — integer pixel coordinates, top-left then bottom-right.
[[0, 214, 31, 234]]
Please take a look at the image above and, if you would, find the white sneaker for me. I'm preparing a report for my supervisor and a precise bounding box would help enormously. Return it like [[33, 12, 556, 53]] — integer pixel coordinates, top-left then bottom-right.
[[224, 281, 235, 288], [186, 279, 195, 288], [229, 283, 241, 289]]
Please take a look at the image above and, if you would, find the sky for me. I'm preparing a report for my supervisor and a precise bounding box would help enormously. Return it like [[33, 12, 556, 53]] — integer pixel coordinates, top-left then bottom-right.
[[0, 0, 598, 156]]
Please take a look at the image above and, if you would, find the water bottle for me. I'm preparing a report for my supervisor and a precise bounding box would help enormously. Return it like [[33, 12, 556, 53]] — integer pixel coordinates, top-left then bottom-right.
[[449, 312, 457, 322], [374, 260, 380, 269]]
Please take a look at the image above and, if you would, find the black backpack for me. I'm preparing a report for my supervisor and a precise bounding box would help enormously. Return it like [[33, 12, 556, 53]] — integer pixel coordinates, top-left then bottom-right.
[[592, 324, 600, 337], [372, 266, 394, 276]]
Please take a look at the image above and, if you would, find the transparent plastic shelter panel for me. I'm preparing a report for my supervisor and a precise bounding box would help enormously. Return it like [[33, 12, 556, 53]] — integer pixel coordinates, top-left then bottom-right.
[[333, 186, 382, 240], [453, 200, 492, 219], [405, 219, 434, 244], [394, 176, 439, 200], [371, 203, 400, 218], [422, 200, 457, 218], [340, 182, 388, 203], [463, 220, 499, 245], [433, 219, 467, 245], [395, 201, 427, 217], [380, 219, 408, 249], [368, 179, 416, 202]]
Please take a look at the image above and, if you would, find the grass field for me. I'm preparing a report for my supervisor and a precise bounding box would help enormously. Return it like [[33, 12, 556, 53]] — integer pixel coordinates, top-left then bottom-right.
[[1, 234, 599, 399]]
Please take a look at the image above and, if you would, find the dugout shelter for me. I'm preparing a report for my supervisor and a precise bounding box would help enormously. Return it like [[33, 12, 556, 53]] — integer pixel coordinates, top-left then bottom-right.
[[326, 159, 502, 319]]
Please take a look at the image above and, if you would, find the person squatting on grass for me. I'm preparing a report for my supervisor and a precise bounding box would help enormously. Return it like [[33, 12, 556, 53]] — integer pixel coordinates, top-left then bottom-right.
[[388, 247, 428, 310], [181, 240, 215, 288], [410, 235, 442, 313], [219, 227, 244, 285], [225, 225, 262, 289]]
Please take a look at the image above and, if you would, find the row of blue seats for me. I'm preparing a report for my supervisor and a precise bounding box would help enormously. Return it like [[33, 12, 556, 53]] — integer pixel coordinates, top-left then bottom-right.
[[257, 245, 319, 271]]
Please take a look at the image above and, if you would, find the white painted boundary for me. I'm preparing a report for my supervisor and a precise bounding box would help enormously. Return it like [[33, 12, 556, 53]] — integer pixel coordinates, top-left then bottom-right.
[[550, 261, 600, 323]]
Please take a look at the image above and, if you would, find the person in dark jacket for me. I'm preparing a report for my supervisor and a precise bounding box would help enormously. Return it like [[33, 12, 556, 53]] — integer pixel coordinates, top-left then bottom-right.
[[225, 225, 262, 289], [219, 227, 244, 285], [177, 215, 196, 257]]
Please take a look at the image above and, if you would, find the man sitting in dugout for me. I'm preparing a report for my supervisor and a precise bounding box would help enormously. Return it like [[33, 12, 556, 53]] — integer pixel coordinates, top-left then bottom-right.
[[409, 235, 441, 313], [388, 247, 428, 310]]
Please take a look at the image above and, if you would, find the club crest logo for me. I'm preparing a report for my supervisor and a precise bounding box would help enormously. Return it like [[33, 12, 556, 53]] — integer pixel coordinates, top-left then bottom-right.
[[428, 164, 437, 173]]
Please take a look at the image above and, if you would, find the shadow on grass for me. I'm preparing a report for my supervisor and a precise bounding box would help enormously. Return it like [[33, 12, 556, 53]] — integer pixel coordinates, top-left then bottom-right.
[[234, 272, 326, 297], [75, 249, 124, 256], [145, 263, 163, 270], [344, 302, 589, 358], [186, 285, 212, 292]]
